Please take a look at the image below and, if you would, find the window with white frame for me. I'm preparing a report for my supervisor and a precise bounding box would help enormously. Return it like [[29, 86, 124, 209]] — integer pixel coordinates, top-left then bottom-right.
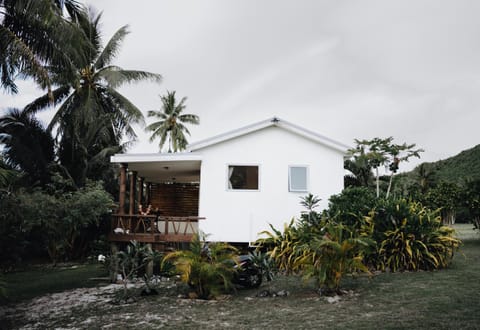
[[228, 165, 259, 190], [289, 166, 308, 192]]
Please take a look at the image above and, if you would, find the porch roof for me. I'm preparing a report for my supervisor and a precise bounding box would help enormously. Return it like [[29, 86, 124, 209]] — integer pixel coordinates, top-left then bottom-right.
[[110, 153, 202, 183]]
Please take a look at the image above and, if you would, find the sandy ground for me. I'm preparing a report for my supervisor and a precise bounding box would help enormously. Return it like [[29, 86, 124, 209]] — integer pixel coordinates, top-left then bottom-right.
[[0, 278, 182, 329]]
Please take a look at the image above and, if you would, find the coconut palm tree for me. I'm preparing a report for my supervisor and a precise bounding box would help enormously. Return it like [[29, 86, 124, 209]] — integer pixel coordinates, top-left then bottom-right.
[[0, 108, 55, 186], [0, 0, 87, 94], [0, 156, 16, 188], [344, 151, 374, 188], [146, 91, 199, 153], [23, 11, 162, 186]]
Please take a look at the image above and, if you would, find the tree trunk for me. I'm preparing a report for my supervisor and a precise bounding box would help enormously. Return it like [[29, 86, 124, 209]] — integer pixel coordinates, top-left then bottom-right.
[[110, 243, 119, 283], [386, 174, 394, 199], [376, 167, 380, 198]]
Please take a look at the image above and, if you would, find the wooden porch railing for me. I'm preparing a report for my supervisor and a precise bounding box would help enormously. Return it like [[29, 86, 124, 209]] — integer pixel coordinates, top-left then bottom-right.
[[108, 214, 205, 243]]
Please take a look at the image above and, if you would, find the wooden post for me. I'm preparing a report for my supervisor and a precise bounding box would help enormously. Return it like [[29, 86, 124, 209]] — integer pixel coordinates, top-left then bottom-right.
[[118, 164, 127, 215], [110, 243, 119, 283], [146, 243, 153, 278], [129, 171, 137, 215], [145, 182, 151, 205], [138, 177, 144, 206]]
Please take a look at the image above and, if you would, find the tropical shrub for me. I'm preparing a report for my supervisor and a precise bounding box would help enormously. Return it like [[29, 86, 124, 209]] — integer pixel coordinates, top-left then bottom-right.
[[164, 233, 238, 299], [0, 191, 27, 269], [423, 181, 461, 225], [18, 182, 114, 263], [293, 223, 372, 293], [299, 194, 322, 227], [248, 250, 277, 283], [258, 219, 304, 274], [115, 240, 160, 301], [326, 187, 377, 229], [366, 199, 461, 271], [258, 219, 372, 293], [0, 275, 6, 299], [463, 179, 480, 230]]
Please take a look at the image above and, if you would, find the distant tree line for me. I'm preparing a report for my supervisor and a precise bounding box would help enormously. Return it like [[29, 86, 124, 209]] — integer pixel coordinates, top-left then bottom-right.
[[345, 138, 480, 227]]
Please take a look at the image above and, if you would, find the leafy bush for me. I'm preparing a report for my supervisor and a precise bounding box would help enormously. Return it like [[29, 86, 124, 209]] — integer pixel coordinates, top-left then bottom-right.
[[257, 194, 461, 295], [365, 199, 461, 271], [115, 240, 161, 301], [299, 194, 322, 226], [164, 233, 238, 299], [258, 219, 304, 274], [258, 219, 372, 293], [17, 182, 114, 263], [0, 191, 28, 269], [294, 223, 372, 293], [248, 250, 277, 283], [326, 187, 377, 229], [0, 275, 6, 299]]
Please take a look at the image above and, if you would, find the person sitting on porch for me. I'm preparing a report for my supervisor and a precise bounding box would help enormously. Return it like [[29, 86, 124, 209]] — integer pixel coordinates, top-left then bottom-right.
[[139, 204, 152, 216]]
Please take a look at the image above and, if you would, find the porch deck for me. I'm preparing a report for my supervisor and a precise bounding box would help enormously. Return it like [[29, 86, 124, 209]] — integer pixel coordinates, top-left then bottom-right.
[[108, 214, 205, 244]]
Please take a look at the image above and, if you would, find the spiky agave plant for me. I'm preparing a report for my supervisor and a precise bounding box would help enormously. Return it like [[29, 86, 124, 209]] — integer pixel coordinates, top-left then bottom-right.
[[164, 233, 238, 299]]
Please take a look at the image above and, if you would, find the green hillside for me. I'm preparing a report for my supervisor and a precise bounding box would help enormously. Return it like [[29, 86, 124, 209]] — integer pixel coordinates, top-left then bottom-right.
[[395, 144, 480, 189], [425, 144, 480, 184]]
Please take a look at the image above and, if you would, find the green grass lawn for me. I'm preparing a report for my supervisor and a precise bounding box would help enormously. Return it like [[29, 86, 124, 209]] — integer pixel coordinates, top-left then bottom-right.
[[1, 263, 108, 304], [1, 224, 479, 329]]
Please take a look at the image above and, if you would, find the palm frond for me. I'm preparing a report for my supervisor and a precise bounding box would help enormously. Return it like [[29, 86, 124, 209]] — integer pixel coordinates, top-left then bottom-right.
[[0, 25, 51, 93], [24, 86, 71, 115], [94, 25, 129, 69], [98, 66, 162, 88], [105, 87, 145, 126], [179, 114, 200, 125]]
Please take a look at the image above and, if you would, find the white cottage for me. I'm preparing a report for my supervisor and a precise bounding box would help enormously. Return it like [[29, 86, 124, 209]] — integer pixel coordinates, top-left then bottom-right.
[[109, 117, 349, 246]]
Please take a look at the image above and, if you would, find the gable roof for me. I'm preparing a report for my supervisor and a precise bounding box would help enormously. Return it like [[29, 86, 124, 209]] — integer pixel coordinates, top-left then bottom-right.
[[186, 117, 351, 154]]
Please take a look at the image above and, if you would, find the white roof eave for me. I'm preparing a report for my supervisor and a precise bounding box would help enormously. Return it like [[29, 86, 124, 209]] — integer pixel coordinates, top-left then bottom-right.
[[110, 152, 202, 164], [186, 116, 351, 154]]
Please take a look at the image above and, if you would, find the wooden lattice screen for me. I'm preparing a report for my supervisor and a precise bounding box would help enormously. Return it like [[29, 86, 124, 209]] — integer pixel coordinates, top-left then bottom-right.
[[149, 183, 199, 217]]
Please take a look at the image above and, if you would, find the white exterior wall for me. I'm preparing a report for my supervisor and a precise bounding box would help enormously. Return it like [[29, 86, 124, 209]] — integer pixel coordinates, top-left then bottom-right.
[[197, 126, 345, 243]]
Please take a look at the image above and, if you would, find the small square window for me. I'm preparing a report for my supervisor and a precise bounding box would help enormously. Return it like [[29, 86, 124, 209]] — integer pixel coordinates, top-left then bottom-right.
[[289, 166, 308, 192], [228, 165, 259, 190]]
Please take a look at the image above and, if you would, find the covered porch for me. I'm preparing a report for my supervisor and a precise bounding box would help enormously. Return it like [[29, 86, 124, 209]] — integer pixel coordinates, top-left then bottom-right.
[[109, 153, 204, 248]]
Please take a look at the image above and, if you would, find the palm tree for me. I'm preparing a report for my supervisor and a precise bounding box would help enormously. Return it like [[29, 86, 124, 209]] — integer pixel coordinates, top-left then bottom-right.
[[0, 108, 55, 186], [0, 0, 87, 94], [415, 163, 437, 194], [146, 91, 199, 152], [344, 152, 374, 188], [0, 156, 16, 188], [23, 11, 162, 186]]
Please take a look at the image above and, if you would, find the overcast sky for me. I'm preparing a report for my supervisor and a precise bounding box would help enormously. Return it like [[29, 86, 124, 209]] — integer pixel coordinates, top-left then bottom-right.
[[2, 0, 480, 171]]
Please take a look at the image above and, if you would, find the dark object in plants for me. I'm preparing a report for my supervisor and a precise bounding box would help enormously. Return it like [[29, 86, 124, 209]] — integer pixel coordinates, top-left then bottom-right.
[[233, 255, 263, 288]]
